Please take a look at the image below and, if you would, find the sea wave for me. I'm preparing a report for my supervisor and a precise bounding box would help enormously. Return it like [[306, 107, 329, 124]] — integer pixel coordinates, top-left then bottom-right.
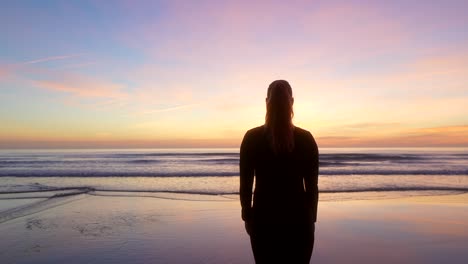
[[2, 184, 467, 224], [1, 168, 468, 177], [2, 185, 468, 196]]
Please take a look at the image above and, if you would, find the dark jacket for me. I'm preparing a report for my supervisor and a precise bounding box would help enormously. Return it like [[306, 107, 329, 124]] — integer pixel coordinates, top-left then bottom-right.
[[239, 125, 319, 224]]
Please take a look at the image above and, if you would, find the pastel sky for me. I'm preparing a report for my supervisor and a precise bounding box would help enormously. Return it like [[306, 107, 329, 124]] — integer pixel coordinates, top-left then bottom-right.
[[1, 0, 467, 148]]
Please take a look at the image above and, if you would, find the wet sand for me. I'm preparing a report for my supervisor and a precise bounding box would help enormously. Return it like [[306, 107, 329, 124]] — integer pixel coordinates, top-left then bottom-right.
[[1, 192, 468, 263]]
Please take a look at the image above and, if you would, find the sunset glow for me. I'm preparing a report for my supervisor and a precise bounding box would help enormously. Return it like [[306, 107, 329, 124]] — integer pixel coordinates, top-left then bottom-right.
[[1, 0, 467, 148]]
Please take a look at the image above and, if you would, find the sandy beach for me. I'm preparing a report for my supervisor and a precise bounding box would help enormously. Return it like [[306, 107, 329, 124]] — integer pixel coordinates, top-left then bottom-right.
[[1, 192, 468, 264]]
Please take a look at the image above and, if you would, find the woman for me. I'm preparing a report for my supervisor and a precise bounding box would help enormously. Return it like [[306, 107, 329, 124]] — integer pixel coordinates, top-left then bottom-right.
[[240, 80, 319, 264]]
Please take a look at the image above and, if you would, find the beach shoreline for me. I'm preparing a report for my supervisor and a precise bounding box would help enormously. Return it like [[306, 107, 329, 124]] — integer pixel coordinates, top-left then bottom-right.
[[1, 192, 468, 263]]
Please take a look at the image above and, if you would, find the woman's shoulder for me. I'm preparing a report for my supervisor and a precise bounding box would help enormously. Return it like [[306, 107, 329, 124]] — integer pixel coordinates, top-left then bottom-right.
[[294, 126, 312, 137], [244, 125, 265, 137], [294, 126, 318, 146], [241, 126, 266, 149]]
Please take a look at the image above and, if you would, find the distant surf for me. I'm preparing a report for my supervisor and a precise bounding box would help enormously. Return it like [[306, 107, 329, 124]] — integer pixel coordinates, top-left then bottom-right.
[[1, 148, 467, 202]]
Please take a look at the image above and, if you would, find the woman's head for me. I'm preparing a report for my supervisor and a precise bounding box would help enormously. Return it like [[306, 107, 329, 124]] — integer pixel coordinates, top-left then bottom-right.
[[267, 80, 293, 102], [265, 80, 295, 153]]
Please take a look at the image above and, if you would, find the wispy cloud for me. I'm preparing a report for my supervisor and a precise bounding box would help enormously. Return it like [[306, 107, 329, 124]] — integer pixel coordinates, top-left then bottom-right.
[[317, 124, 468, 147], [0, 67, 10, 78], [0, 53, 86, 80], [21, 54, 84, 65], [342, 122, 402, 129], [34, 74, 127, 99], [138, 104, 198, 115], [60, 61, 97, 69], [381, 125, 468, 147]]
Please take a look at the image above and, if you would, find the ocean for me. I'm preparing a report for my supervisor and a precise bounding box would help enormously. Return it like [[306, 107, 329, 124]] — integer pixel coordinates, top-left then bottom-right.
[[1, 148, 468, 202]]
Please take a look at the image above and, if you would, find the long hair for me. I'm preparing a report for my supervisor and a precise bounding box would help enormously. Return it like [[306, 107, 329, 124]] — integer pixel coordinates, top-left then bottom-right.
[[265, 80, 295, 154]]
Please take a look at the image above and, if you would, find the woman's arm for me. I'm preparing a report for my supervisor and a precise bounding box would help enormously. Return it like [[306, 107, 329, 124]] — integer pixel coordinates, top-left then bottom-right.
[[304, 131, 319, 222], [240, 131, 255, 223]]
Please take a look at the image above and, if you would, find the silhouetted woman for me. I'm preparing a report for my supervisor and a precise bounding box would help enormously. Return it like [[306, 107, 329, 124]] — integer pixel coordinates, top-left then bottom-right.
[[240, 80, 319, 264]]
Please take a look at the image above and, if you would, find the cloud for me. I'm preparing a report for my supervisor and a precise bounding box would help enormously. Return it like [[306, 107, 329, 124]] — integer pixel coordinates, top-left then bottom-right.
[[0, 53, 86, 81], [317, 124, 468, 147], [341, 122, 402, 129], [34, 74, 127, 99], [137, 104, 198, 115], [60, 61, 98, 69], [0, 66, 10, 79], [381, 127, 468, 147], [20, 54, 84, 65], [288, 48, 468, 111]]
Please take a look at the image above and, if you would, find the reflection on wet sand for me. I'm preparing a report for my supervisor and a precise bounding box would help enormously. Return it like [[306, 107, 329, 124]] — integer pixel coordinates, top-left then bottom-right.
[[0, 193, 467, 263]]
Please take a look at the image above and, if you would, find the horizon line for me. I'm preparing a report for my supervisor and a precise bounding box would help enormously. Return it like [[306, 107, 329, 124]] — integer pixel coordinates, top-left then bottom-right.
[[1, 146, 467, 150]]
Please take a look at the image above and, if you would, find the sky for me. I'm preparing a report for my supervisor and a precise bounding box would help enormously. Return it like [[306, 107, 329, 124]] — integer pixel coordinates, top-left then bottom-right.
[[1, 0, 467, 148]]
